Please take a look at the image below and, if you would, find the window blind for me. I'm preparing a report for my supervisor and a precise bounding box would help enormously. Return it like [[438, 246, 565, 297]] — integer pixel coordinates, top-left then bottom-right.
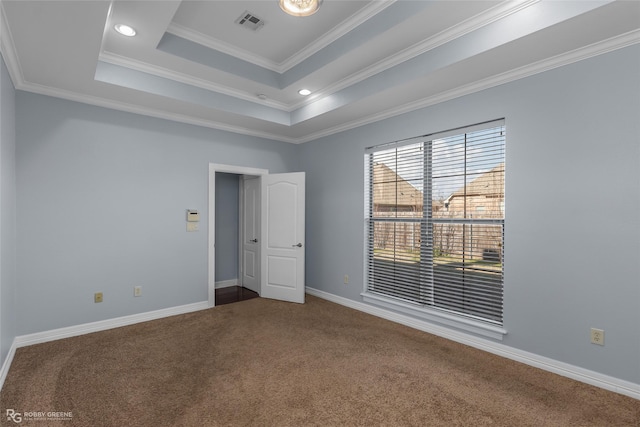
[[365, 120, 505, 325]]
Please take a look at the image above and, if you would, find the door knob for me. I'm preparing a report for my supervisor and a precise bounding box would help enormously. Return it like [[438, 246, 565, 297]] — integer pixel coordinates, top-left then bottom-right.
[[250, 238, 258, 243], [292, 243, 303, 247]]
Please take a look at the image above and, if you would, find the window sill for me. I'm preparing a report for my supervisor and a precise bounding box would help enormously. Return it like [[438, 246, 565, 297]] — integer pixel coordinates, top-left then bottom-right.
[[361, 292, 507, 341]]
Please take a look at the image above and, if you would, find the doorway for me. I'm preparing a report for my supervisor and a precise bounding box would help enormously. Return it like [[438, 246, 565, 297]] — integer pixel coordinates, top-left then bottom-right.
[[209, 164, 268, 307], [213, 172, 260, 306], [209, 164, 306, 307]]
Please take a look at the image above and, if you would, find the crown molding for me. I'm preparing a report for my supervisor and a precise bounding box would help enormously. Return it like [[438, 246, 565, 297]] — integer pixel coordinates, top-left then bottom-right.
[[300, 0, 540, 111], [166, 1, 394, 74], [0, 1, 25, 88], [15, 79, 298, 143], [371, 0, 540, 77], [99, 50, 290, 111], [130, 0, 542, 115], [295, 29, 640, 144], [278, 0, 395, 72], [7, 20, 638, 146], [167, 22, 281, 73]]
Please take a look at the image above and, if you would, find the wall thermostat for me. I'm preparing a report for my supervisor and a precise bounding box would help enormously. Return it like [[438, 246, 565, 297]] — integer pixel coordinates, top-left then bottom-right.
[[186, 210, 200, 222]]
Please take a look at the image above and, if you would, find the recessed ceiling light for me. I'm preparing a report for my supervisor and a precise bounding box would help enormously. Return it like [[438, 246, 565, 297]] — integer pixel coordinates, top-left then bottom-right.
[[279, 0, 323, 17], [298, 89, 311, 96], [114, 24, 136, 37]]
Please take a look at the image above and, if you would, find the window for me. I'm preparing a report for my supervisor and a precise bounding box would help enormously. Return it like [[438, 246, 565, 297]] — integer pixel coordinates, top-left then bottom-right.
[[365, 120, 505, 326]]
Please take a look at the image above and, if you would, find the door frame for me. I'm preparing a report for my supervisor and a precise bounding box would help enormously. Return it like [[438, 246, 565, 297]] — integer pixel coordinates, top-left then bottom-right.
[[208, 163, 268, 307]]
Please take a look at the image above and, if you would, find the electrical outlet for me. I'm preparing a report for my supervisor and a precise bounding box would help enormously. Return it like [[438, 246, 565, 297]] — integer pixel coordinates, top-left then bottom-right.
[[134, 286, 142, 297], [344, 275, 349, 285], [94, 292, 103, 303], [590, 328, 604, 346]]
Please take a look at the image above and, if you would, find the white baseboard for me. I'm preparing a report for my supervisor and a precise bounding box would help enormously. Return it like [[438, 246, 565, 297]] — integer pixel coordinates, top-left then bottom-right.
[[0, 342, 17, 392], [306, 287, 640, 400], [14, 301, 209, 348], [0, 300, 209, 392], [4, 289, 638, 401], [215, 279, 238, 289]]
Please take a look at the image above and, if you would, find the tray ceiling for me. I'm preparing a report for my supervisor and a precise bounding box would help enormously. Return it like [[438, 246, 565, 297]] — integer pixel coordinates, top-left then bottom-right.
[[1, 0, 638, 143]]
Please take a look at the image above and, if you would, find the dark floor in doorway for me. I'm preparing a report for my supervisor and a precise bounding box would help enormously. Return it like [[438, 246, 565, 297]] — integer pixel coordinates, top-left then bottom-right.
[[215, 286, 260, 306]]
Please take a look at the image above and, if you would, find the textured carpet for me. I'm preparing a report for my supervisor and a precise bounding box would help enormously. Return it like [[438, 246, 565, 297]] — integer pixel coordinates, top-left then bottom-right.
[[1, 295, 638, 426]]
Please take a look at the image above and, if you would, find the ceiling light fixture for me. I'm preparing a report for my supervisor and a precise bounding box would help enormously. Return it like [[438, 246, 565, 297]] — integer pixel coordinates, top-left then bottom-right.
[[279, 0, 323, 17], [298, 89, 311, 96], [114, 24, 136, 37]]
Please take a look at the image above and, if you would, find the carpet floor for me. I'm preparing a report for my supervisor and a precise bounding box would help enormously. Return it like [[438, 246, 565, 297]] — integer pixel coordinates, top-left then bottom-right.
[[1, 295, 638, 426]]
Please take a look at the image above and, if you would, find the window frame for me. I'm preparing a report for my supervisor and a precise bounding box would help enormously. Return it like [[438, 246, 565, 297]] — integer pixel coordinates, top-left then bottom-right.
[[362, 120, 507, 340]]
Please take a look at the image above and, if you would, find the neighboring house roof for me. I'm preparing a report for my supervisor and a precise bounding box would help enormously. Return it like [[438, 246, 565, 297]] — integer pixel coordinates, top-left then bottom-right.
[[372, 162, 505, 211], [445, 163, 505, 203], [372, 163, 423, 207]]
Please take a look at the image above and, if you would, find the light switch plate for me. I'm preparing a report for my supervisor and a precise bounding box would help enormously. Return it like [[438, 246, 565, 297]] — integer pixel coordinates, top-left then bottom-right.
[[187, 223, 199, 232]]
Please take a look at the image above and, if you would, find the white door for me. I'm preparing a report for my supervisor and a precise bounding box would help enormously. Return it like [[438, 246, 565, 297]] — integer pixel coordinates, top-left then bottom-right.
[[261, 173, 305, 303], [241, 177, 260, 293]]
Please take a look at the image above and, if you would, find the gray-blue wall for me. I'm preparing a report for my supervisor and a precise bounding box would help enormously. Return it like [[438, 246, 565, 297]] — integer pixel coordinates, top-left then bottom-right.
[[299, 45, 640, 385], [4, 44, 639, 391], [0, 54, 17, 366], [15, 93, 297, 335], [215, 172, 239, 282]]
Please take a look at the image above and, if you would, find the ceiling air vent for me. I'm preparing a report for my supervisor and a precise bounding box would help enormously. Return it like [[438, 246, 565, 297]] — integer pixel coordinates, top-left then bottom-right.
[[235, 11, 265, 31]]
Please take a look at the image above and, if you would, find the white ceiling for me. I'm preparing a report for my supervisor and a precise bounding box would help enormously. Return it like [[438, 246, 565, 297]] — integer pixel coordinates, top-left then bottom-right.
[[1, 0, 638, 143]]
